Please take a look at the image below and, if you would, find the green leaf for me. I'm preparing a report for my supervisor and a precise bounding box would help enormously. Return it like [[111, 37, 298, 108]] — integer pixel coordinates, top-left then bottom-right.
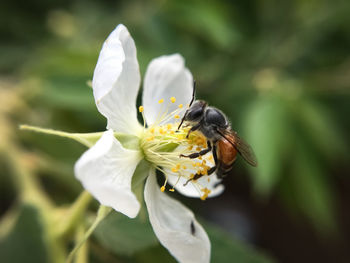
[[94, 211, 158, 256], [294, 99, 347, 161], [205, 222, 275, 263], [0, 204, 49, 263], [243, 96, 290, 195], [290, 145, 337, 234]]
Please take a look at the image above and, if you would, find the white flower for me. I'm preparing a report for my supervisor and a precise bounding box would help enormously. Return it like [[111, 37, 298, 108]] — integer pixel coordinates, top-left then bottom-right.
[[74, 24, 224, 263]]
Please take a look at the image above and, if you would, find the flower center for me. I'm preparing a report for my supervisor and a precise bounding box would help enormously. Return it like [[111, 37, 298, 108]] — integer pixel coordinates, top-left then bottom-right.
[[139, 97, 214, 200]]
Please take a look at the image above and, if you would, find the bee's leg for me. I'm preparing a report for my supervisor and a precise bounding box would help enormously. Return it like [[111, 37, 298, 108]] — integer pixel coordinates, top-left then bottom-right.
[[206, 145, 218, 175], [185, 123, 200, 139], [183, 172, 205, 186], [180, 141, 211, 159]]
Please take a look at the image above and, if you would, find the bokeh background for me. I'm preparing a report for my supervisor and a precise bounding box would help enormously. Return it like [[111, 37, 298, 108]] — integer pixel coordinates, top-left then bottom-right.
[[1, 0, 349, 262]]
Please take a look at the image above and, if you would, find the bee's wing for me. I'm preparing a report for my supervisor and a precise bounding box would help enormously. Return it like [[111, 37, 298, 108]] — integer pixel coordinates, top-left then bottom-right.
[[220, 129, 258, 167]]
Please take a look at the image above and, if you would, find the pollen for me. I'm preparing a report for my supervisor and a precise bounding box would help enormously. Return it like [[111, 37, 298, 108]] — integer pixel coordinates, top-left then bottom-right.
[[158, 98, 164, 104], [170, 97, 176, 103], [178, 104, 183, 108], [160, 186, 165, 192], [138, 106, 144, 112], [174, 114, 180, 119], [200, 188, 211, 201], [169, 188, 175, 192], [171, 167, 179, 173]]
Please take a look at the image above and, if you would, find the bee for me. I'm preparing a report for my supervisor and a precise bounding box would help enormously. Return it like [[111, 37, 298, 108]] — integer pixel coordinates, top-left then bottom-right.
[[178, 82, 257, 184]]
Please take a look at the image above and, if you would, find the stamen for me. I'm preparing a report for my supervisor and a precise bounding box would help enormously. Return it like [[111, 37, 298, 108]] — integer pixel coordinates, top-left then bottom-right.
[[174, 114, 180, 119], [170, 97, 176, 103], [178, 104, 183, 108], [139, 106, 144, 112], [158, 98, 164, 104], [169, 188, 175, 192]]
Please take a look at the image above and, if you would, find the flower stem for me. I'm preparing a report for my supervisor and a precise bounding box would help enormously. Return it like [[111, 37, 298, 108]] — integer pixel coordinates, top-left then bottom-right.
[[55, 191, 93, 238]]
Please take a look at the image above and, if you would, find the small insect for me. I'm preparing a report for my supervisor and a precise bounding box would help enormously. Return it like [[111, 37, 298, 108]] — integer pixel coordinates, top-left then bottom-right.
[[178, 82, 257, 185]]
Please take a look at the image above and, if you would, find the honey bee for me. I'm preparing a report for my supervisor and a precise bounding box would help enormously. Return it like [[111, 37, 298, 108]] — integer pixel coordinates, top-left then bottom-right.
[[178, 83, 257, 184]]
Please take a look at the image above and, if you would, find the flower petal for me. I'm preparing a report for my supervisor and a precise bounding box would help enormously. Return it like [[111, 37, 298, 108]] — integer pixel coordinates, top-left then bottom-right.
[[92, 24, 142, 135], [167, 172, 225, 199], [142, 54, 193, 126], [144, 170, 211, 263], [75, 130, 142, 218]]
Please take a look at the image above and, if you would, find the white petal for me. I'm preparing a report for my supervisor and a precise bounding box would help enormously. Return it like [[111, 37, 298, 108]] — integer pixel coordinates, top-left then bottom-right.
[[144, 171, 210, 263], [142, 54, 193, 126], [92, 24, 142, 135], [167, 171, 225, 199], [75, 130, 142, 218]]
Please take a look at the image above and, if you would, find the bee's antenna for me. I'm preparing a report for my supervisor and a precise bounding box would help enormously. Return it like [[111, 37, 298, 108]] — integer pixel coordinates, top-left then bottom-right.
[[177, 80, 196, 131], [189, 80, 196, 107]]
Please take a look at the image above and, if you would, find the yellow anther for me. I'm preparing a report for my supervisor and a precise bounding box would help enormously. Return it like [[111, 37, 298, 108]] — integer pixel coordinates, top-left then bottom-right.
[[174, 114, 180, 119], [196, 147, 201, 151], [178, 104, 183, 108], [200, 188, 211, 200], [146, 136, 155, 141], [182, 165, 187, 170], [158, 98, 164, 104], [167, 123, 172, 130], [138, 106, 144, 112], [207, 178, 211, 182], [150, 127, 155, 134], [189, 173, 195, 179], [202, 160, 207, 165], [160, 186, 165, 192], [196, 162, 201, 167], [171, 167, 179, 173], [169, 188, 175, 192], [198, 156, 202, 160], [159, 127, 165, 134], [187, 145, 193, 151], [170, 97, 176, 103], [176, 163, 181, 170]]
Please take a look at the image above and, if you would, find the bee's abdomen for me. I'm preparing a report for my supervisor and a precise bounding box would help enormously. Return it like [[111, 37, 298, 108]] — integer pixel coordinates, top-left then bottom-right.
[[216, 137, 237, 178]]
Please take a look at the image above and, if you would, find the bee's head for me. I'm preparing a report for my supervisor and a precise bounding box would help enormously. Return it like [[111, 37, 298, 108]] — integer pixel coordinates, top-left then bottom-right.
[[184, 100, 207, 122], [177, 100, 207, 130]]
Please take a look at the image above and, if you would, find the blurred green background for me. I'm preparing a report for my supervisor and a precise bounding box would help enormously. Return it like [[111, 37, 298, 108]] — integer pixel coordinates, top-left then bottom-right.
[[1, 0, 349, 262]]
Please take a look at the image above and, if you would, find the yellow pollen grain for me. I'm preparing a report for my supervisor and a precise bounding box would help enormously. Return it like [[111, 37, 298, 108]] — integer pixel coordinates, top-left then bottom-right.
[[159, 127, 165, 134], [160, 186, 165, 192], [150, 127, 155, 134], [189, 173, 195, 179], [187, 145, 193, 151], [196, 147, 201, 151], [167, 123, 172, 130], [176, 163, 181, 169], [138, 106, 144, 112], [196, 162, 201, 167], [202, 160, 207, 165], [171, 167, 179, 173], [169, 188, 175, 192], [178, 104, 183, 108], [170, 97, 176, 103], [182, 165, 187, 169], [174, 114, 180, 119], [146, 136, 154, 141], [158, 98, 164, 104]]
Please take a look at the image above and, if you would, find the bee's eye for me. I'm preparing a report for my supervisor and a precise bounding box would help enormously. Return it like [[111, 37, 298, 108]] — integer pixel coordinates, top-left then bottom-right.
[[186, 107, 203, 121]]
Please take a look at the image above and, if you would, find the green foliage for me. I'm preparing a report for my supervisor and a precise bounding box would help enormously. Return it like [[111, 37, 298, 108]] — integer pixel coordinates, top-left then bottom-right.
[[0, 204, 49, 263], [94, 212, 158, 256]]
